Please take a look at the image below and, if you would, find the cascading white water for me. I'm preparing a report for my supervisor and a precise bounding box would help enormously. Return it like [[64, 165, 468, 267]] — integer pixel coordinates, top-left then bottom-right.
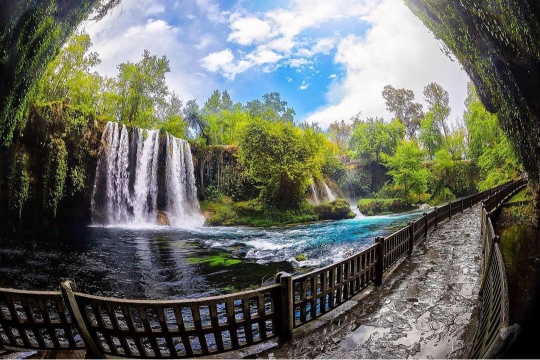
[[165, 133, 202, 225], [323, 182, 337, 202], [91, 122, 203, 227], [310, 182, 320, 205]]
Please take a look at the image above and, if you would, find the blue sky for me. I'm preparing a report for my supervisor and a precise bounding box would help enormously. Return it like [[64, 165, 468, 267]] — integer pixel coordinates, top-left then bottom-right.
[[81, 0, 470, 128]]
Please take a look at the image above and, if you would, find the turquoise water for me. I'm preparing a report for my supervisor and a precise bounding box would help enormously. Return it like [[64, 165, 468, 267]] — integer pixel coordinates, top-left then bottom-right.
[[0, 212, 418, 300]]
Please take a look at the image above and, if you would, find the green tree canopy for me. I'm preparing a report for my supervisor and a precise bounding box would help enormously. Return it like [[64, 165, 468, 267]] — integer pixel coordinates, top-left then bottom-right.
[[382, 139, 428, 201], [114, 49, 170, 128], [349, 116, 405, 163], [244, 92, 295, 123], [36, 31, 102, 112], [237, 119, 323, 209]]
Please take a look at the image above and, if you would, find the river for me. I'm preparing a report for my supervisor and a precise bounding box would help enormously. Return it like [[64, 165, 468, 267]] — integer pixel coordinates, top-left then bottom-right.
[[0, 212, 419, 300]]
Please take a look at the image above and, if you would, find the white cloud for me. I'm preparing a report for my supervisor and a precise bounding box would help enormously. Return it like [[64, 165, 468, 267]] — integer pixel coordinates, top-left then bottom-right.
[[329, 74, 337, 79], [289, 58, 310, 68], [227, 16, 275, 46], [286, 77, 293, 82], [311, 37, 336, 55], [200, 49, 235, 72], [81, 0, 219, 104], [200, 49, 253, 80], [246, 49, 283, 65], [196, 34, 214, 50], [196, 0, 227, 23], [299, 80, 309, 90], [304, 0, 469, 128]]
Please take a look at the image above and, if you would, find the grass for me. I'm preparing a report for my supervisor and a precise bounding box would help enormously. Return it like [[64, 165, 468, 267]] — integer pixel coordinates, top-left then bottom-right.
[[507, 188, 533, 204], [200, 198, 351, 227]]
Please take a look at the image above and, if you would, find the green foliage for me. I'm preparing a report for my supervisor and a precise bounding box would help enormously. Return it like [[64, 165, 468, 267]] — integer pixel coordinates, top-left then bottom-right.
[[114, 49, 170, 128], [464, 84, 522, 190], [382, 140, 429, 201], [200, 198, 320, 227], [237, 119, 324, 210], [244, 92, 295, 123], [42, 138, 68, 217], [423, 82, 450, 138], [35, 31, 102, 113], [188, 254, 242, 267], [315, 199, 355, 220], [406, 0, 539, 188], [7, 147, 30, 219], [357, 198, 413, 216], [419, 112, 444, 159], [0, 0, 100, 146], [349, 116, 405, 163]]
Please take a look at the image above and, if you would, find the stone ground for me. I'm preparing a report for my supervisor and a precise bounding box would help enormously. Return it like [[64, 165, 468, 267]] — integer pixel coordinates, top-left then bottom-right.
[[1, 206, 483, 359]]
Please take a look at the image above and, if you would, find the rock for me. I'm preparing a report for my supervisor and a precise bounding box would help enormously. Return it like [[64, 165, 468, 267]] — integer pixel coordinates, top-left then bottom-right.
[[419, 203, 431, 210], [157, 211, 170, 225]]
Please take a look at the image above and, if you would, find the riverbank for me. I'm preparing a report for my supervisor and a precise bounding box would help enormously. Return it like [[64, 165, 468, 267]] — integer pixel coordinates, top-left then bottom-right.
[[201, 198, 355, 227]]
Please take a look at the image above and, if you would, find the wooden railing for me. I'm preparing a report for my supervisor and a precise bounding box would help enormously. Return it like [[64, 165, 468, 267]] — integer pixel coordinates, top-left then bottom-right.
[[0, 179, 524, 358], [470, 178, 526, 358]]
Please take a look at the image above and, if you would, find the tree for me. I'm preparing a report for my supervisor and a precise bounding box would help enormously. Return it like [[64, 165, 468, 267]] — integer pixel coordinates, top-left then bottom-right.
[[0, 0, 118, 145], [349, 116, 405, 163], [183, 99, 209, 144], [115, 49, 170, 128], [328, 119, 352, 154], [159, 92, 189, 139], [464, 84, 522, 189], [382, 140, 428, 201], [35, 31, 103, 112], [419, 112, 444, 159], [423, 82, 451, 138], [237, 119, 322, 209], [244, 92, 295, 122], [382, 85, 424, 138], [407, 0, 540, 196]]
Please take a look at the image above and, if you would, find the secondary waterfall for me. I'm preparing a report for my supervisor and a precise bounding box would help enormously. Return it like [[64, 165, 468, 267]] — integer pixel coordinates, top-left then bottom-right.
[[91, 122, 203, 226], [323, 182, 337, 202]]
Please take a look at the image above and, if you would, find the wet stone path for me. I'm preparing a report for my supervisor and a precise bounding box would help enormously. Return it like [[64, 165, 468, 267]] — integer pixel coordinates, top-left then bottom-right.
[[254, 206, 483, 359]]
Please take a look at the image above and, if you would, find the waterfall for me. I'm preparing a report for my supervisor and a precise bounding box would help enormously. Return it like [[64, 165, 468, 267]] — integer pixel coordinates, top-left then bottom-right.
[[310, 183, 320, 205], [91, 122, 203, 227], [323, 182, 337, 202]]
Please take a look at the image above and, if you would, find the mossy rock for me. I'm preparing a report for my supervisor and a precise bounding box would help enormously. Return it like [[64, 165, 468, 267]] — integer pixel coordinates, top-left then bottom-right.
[[315, 198, 355, 220], [295, 253, 307, 261]]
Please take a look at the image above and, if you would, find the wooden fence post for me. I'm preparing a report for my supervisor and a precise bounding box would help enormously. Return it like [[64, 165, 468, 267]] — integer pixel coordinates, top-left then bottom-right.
[[408, 221, 414, 255], [423, 213, 428, 238], [461, 199, 464, 213], [275, 272, 294, 342], [449, 202, 452, 219], [434, 207, 438, 227], [375, 237, 385, 286], [61, 281, 103, 358]]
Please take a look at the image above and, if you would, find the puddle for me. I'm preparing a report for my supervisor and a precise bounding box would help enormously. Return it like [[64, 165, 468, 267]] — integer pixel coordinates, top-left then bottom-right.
[[339, 324, 391, 350]]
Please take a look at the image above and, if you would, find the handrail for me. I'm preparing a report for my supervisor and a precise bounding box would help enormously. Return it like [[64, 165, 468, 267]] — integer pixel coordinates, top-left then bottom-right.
[[470, 178, 526, 358], [0, 179, 525, 358]]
